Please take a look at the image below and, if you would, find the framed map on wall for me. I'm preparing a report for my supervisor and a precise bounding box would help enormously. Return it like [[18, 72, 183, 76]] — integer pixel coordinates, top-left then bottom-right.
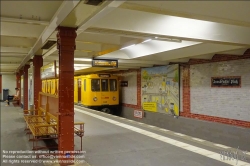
[[141, 64, 180, 116]]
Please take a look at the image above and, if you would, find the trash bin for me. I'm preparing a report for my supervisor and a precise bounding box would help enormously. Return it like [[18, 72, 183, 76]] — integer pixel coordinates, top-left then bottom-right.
[[30, 104, 34, 115], [3, 89, 9, 101]]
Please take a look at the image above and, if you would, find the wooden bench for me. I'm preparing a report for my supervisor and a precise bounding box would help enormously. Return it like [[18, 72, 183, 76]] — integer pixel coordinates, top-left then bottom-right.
[[23, 93, 84, 151], [12, 97, 20, 105]]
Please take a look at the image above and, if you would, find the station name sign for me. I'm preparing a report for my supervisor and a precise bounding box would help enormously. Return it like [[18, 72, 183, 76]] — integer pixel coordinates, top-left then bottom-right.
[[211, 76, 241, 88], [121, 81, 128, 87], [92, 59, 118, 68]]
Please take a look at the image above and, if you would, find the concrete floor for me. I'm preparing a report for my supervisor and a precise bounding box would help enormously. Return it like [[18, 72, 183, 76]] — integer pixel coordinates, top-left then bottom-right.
[[1, 102, 249, 166], [0, 102, 44, 166], [74, 106, 250, 166]]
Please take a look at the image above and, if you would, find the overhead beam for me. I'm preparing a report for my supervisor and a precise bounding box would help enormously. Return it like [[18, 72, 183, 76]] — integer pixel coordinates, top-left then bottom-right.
[[42, 0, 127, 61], [91, 8, 250, 46], [1, 17, 49, 25], [17, 0, 82, 71], [1, 47, 30, 53]]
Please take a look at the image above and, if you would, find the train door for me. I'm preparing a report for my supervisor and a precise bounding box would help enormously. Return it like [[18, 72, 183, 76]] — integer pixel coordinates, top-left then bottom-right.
[[100, 79, 109, 105], [78, 78, 81, 103]]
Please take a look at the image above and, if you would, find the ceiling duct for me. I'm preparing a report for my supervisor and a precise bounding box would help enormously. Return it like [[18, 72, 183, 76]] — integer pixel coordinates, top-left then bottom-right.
[[84, 0, 103, 6], [41, 40, 57, 50]]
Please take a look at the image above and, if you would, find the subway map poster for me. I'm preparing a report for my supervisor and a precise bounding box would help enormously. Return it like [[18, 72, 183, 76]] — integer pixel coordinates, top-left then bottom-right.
[[141, 65, 179, 116]]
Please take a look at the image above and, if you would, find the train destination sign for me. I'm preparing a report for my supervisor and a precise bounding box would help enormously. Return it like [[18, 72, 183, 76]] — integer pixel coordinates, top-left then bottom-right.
[[98, 74, 111, 78], [92, 59, 118, 68], [211, 76, 241, 88]]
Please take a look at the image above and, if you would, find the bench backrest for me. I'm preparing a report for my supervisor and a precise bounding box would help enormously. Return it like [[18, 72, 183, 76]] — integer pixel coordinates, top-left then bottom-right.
[[38, 92, 58, 124]]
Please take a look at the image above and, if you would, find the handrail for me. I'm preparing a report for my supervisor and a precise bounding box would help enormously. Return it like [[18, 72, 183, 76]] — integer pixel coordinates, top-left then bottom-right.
[[34, 124, 58, 128]]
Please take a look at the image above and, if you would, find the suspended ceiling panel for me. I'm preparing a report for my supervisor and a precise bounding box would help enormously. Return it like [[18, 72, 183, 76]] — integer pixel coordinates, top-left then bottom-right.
[[122, 1, 250, 26], [1, 1, 63, 21], [1, 22, 46, 38], [1, 36, 36, 48]]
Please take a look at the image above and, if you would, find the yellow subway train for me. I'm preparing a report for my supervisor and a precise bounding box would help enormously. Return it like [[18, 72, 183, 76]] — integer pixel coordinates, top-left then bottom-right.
[[42, 73, 119, 114]]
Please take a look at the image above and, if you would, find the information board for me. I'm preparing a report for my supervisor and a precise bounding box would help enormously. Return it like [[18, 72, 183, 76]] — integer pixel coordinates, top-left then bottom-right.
[[134, 110, 143, 118], [40, 61, 57, 80], [143, 102, 157, 112]]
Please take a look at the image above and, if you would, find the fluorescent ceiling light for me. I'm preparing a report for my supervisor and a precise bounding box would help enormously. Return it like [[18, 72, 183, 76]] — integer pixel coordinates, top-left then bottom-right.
[[141, 39, 152, 43], [74, 58, 92, 61], [74, 67, 89, 71], [120, 44, 136, 50], [74, 64, 91, 67]]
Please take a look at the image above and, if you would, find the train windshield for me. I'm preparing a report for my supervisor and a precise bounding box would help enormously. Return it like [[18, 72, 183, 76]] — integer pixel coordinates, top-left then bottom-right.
[[101, 79, 109, 91], [110, 79, 117, 91], [91, 79, 100, 91]]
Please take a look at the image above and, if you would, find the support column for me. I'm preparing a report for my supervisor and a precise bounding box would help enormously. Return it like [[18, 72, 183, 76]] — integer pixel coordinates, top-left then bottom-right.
[[16, 72, 21, 104], [181, 65, 190, 115], [16, 72, 21, 89], [57, 26, 77, 164], [23, 65, 30, 110], [33, 55, 43, 110], [19, 69, 24, 108]]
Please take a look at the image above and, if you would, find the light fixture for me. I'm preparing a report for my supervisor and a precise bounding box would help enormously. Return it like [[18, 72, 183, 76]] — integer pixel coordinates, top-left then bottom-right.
[[74, 67, 90, 71], [74, 64, 91, 67], [74, 58, 92, 61], [141, 39, 152, 43], [155, 37, 158, 39], [120, 44, 136, 50]]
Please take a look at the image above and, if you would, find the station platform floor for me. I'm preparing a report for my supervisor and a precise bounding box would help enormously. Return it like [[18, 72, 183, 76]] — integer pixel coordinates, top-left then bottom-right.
[[1, 102, 250, 166]]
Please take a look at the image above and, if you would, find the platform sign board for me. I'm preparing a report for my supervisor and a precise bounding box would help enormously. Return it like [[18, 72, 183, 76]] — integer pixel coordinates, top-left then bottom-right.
[[92, 59, 118, 68], [40, 61, 57, 80], [211, 76, 241, 88], [121, 81, 128, 87], [134, 110, 143, 118]]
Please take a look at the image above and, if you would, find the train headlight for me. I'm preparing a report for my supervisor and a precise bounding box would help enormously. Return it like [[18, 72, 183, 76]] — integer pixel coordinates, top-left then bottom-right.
[[113, 97, 116, 101], [93, 97, 97, 101]]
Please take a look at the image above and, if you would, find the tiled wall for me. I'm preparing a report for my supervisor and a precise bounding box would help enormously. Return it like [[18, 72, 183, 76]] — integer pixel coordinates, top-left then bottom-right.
[[181, 51, 250, 128], [1, 74, 16, 100], [121, 71, 138, 105], [115, 70, 141, 109], [116, 50, 250, 128], [190, 59, 250, 122]]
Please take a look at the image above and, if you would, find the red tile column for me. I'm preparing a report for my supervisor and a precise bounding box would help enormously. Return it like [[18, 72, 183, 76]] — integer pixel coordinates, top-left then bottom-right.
[[19, 69, 24, 108], [181, 65, 190, 116], [57, 26, 77, 164], [23, 65, 30, 110], [33, 55, 43, 110]]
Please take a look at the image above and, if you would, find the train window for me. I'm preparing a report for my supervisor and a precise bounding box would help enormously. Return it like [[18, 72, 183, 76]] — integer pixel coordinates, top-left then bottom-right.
[[101, 79, 109, 91], [84, 79, 86, 91], [91, 79, 100, 91], [110, 79, 117, 91]]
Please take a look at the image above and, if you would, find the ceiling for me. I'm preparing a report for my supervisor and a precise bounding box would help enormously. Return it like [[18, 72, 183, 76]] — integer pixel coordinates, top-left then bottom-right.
[[1, 0, 250, 75]]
